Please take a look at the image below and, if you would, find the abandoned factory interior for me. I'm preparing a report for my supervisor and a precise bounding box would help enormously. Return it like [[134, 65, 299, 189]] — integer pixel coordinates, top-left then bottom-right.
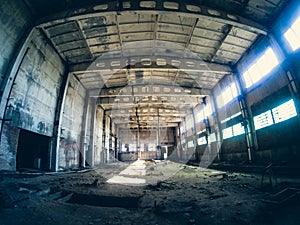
[[1, 0, 300, 224]]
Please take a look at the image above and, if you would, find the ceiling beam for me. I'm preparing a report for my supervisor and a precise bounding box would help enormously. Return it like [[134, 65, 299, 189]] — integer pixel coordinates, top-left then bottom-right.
[[210, 24, 233, 62], [37, 1, 267, 35], [117, 123, 179, 128], [111, 113, 186, 118], [104, 104, 192, 111], [89, 83, 210, 96], [98, 96, 199, 106], [69, 56, 232, 74]]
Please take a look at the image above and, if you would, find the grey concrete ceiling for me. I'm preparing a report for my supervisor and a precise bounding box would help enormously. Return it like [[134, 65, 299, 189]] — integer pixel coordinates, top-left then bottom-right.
[[25, 0, 288, 129]]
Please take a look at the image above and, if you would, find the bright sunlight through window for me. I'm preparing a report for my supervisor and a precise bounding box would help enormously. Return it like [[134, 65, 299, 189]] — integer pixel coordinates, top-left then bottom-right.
[[272, 99, 297, 123], [284, 15, 300, 51], [217, 82, 238, 108], [242, 48, 279, 88], [254, 99, 297, 130], [253, 110, 273, 130], [197, 136, 207, 145], [222, 123, 245, 140]]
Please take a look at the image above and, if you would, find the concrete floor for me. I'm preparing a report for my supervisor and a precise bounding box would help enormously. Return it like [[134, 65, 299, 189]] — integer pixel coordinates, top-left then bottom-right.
[[0, 160, 300, 225]]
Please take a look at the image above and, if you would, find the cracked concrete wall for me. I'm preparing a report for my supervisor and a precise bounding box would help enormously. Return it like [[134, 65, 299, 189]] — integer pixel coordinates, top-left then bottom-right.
[[0, 0, 32, 87], [58, 74, 86, 170], [0, 28, 65, 170]]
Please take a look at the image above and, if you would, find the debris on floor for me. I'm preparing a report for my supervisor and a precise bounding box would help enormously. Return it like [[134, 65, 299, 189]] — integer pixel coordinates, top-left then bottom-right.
[[0, 160, 300, 225]]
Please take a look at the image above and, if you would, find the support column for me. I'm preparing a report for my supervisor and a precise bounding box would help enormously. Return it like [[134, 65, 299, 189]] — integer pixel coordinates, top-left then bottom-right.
[[51, 71, 70, 171], [156, 108, 161, 159], [102, 112, 106, 163], [211, 93, 222, 161], [88, 97, 96, 167], [234, 73, 255, 163], [191, 109, 199, 161], [177, 123, 183, 160], [80, 92, 90, 168]]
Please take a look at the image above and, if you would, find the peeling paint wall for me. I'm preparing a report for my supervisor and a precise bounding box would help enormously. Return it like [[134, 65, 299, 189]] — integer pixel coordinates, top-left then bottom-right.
[[0, 28, 65, 170], [58, 74, 86, 170]]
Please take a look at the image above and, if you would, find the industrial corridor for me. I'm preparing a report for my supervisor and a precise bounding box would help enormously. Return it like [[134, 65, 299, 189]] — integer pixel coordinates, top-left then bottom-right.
[[0, 0, 300, 224]]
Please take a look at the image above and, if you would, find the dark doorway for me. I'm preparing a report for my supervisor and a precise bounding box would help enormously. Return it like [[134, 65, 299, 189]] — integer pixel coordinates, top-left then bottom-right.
[[16, 129, 50, 171]]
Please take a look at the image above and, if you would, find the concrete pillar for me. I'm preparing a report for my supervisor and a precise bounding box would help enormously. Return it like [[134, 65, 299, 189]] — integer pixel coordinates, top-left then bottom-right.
[[102, 112, 106, 163], [51, 71, 70, 171], [234, 72, 255, 163], [211, 93, 222, 161], [88, 97, 96, 167], [80, 92, 90, 167], [177, 123, 183, 160], [191, 109, 199, 160]]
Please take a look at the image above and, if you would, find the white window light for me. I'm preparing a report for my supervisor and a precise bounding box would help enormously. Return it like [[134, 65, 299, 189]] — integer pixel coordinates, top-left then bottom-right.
[[272, 99, 297, 124], [232, 123, 245, 136], [204, 102, 213, 116], [221, 111, 242, 124], [217, 82, 238, 108], [243, 70, 252, 89], [253, 99, 298, 131], [186, 117, 193, 130], [223, 127, 233, 139], [180, 122, 186, 133], [253, 110, 274, 130], [197, 136, 207, 145], [208, 133, 216, 143], [188, 140, 194, 148], [196, 109, 205, 122], [242, 47, 279, 89], [284, 15, 300, 51]]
